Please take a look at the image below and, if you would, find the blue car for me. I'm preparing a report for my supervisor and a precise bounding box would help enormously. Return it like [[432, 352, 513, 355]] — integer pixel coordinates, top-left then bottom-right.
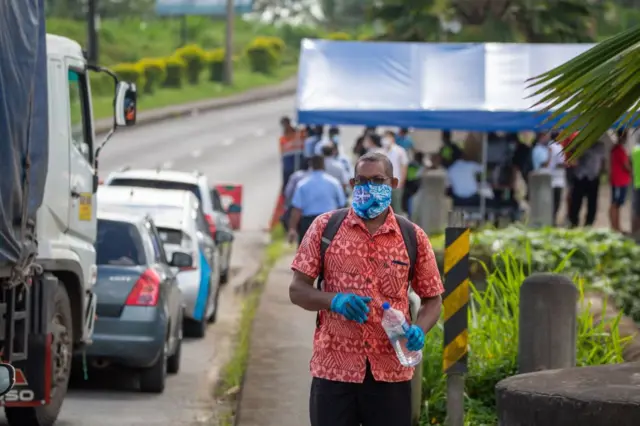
[[87, 212, 187, 393]]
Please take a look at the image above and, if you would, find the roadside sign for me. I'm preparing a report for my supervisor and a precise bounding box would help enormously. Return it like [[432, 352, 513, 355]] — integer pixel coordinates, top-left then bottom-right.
[[215, 184, 243, 230], [156, 0, 254, 16]]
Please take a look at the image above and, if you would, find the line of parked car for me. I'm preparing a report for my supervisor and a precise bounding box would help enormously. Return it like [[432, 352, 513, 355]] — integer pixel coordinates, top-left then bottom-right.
[[84, 168, 235, 393]]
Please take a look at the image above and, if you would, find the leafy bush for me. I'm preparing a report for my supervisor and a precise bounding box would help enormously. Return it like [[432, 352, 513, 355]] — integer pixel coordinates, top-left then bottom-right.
[[326, 32, 352, 41], [174, 44, 207, 85], [163, 56, 187, 88], [90, 72, 114, 97], [111, 63, 146, 92], [279, 24, 320, 50], [261, 36, 286, 56], [471, 226, 640, 323], [206, 48, 225, 82], [245, 38, 279, 74], [420, 250, 629, 425], [137, 58, 166, 94]]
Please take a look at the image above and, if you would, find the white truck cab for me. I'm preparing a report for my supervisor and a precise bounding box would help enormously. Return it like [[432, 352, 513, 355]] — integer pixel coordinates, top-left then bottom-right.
[[1, 34, 137, 425]]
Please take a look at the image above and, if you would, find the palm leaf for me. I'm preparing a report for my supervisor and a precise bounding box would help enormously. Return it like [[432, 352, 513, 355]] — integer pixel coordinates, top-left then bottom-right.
[[528, 25, 640, 157]]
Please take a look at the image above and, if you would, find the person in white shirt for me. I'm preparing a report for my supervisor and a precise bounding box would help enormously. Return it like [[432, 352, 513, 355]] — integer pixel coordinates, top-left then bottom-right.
[[381, 130, 409, 213], [447, 158, 483, 206], [547, 139, 566, 225]]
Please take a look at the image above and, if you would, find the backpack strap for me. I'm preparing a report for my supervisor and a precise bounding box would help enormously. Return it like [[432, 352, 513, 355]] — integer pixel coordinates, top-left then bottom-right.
[[394, 214, 418, 285], [316, 208, 349, 327], [317, 208, 350, 291]]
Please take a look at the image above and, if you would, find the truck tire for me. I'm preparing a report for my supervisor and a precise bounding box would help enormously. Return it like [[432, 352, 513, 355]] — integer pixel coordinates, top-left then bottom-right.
[[5, 282, 73, 426]]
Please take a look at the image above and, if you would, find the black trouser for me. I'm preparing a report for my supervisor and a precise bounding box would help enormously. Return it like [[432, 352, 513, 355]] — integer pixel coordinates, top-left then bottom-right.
[[298, 215, 319, 245], [309, 363, 411, 426], [553, 187, 563, 225], [569, 177, 599, 227]]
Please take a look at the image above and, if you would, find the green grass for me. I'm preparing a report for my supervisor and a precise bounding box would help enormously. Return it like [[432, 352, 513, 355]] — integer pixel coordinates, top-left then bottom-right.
[[217, 226, 290, 397], [92, 64, 297, 120], [47, 17, 293, 66]]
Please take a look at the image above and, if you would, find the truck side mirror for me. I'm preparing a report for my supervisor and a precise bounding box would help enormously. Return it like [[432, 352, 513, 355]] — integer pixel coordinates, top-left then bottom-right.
[[115, 82, 137, 127]]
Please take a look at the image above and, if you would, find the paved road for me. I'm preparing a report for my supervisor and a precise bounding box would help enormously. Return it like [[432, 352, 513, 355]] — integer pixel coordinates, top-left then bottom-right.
[[0, 95, 308, 426]]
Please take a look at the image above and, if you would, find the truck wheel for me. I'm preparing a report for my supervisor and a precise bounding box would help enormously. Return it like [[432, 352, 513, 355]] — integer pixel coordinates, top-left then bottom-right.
[[139, 345, 167, 393], [5, 282, 73, 426]]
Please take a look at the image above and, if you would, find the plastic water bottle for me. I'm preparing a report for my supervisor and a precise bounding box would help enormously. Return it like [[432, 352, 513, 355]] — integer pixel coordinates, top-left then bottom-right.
[[381, 302, 423, 367]]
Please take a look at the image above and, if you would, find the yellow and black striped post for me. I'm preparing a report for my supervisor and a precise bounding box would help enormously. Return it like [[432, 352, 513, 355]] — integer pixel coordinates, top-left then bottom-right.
[[443, 210, 469, 426]]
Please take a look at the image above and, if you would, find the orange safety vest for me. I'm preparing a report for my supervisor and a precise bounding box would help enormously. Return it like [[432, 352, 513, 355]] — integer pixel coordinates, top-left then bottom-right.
[[279, 132, 304, 156]]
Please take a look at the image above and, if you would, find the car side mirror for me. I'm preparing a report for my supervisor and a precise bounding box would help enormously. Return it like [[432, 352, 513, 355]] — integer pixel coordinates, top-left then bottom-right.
[[0, 363, 16, 397], [114, 81, 137, 127], [170, 252, 193, 268]]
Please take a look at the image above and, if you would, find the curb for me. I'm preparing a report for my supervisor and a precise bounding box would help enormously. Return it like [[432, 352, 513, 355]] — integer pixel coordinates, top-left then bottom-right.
[[95, 77, 298, 135]]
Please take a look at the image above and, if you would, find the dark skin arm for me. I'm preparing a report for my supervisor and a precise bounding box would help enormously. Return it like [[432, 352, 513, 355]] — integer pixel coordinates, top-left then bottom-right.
[[288, 207, 302, 242], [415, 295, 442, 333], [289, 270, 336, 311]]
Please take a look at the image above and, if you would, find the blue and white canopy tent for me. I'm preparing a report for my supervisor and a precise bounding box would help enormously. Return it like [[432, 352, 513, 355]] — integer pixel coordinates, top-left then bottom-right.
[[295, 39, 596, 219], [296, 39, 595, 131]]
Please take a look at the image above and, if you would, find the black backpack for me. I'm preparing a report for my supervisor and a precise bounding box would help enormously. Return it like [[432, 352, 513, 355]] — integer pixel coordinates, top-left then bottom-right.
[[315, 208, 418, 326]]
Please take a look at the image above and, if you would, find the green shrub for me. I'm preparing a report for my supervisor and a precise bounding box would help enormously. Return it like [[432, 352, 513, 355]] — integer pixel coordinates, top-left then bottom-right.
[[163, 56, 187, 88], [420, 250, 629, 425], [261, 36, 286, 56], [137, 58, 166, 94], [245, 38, 279, 74], [206, 48, 225, 82], [174, 44, 207, 85], [111, 63, 146, 92], [471, 226, 640, 323], [90, 72, 114, 97], [280, 24, 320, 50], [325, 32, 352, 41]]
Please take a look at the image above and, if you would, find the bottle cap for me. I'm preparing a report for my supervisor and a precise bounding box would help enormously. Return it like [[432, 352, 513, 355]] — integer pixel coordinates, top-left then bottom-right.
[[382, 302, 390, 310]]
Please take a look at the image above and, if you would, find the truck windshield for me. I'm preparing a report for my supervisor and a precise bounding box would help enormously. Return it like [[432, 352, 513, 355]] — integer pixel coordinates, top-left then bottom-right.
[[96, 219, 146, 266], [108, 178, 202, 201]]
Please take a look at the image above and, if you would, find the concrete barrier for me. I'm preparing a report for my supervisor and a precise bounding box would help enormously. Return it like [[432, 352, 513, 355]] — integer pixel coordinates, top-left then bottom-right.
[[496, 362, 640, 426], [414, 169, 447, 235], [527, 171, 553, 227]]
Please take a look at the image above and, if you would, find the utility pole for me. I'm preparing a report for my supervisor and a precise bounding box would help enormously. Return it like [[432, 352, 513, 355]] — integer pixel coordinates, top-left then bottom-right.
[[87, 0, 99, 64], [223, 0, 234, 85]]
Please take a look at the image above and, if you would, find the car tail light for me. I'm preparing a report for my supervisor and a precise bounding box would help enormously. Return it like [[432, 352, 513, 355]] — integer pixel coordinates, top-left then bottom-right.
[[125, 269, 161, 306], [204, 213, 217, 237]]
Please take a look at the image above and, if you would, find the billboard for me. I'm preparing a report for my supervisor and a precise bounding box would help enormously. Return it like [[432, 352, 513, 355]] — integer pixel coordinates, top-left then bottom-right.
[[156, 0, 254, 16]]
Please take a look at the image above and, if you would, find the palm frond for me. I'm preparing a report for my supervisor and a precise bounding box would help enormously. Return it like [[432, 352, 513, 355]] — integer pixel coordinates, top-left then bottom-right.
[[528, 25, 640, 157]]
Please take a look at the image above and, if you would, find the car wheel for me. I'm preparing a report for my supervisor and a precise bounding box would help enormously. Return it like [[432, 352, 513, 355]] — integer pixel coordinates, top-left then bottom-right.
[[207, 282, 221, 324], [5, 280, 73, 426], [220, 245, 232, 285], [140, 345, 167, 393], [167, 316, 183, 374], [183, 317, 206, 338]]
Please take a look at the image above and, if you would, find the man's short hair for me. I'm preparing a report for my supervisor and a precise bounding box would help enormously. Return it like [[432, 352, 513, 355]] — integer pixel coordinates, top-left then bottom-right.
[[310, 155, 325, 170], [355, 152, 393, 177], [321, 143, 334, 157]]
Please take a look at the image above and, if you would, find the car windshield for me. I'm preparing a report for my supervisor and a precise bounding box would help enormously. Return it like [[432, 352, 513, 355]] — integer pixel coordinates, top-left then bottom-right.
[[96, 219, 146, 266], [109, 178, 202, 201]]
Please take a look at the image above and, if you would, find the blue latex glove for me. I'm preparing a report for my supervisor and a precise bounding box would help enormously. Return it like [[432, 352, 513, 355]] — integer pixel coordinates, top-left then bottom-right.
[[330, 293, 372, 323], [405, 325, 425, 351]]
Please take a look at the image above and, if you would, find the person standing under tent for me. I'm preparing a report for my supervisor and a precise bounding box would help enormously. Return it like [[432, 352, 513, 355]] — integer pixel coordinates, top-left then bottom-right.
[[288, 155, 346, 246], [321, 142, 350, 196], [279, 116, 304, 193], [447, 153, 483, 207], [609, 129, 632, 232], [568, 139, 606, 228], [547, 136, 567, 226], [438, 130, 463, 169], [304, 125, 324, 161], [403, 151, 426, 216], [395, 127, 414, 152], [289, 152, 443, 426], [353, 126, 376, 158], [382, 130, 409, 214]]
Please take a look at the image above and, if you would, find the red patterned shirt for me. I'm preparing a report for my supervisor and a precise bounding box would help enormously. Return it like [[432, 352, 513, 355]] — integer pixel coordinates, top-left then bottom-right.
[[291, 208, 444, 383]]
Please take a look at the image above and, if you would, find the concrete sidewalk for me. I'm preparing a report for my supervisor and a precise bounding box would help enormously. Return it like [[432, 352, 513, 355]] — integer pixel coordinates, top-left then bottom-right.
[[236, 253, 314, 426]]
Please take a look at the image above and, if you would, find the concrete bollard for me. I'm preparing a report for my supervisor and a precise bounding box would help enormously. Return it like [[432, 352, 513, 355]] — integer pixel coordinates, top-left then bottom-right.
[[527, 171, 554, 227], [518, 273, 577, 373], [414, 169, 447, 235]]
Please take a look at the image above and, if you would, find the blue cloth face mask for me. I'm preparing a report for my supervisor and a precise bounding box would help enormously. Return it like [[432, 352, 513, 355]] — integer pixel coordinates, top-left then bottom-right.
[[351, 182, 392, 219]]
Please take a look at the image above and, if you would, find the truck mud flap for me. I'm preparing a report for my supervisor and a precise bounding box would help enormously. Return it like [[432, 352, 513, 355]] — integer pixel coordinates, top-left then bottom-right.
[[0, 333, 51, 407]]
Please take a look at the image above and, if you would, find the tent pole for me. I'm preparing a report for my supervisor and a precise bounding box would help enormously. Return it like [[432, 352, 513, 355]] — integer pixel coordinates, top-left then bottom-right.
[[480, 132, 488, 222]]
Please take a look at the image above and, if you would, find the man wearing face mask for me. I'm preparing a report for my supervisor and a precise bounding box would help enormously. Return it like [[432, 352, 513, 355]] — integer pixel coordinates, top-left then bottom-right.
[[289, 152, 444, 426]]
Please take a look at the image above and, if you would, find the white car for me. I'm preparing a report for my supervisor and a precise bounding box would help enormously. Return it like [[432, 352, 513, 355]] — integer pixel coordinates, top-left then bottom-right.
[[104, 169, 234, 283], [97, 186, 221, 338]]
